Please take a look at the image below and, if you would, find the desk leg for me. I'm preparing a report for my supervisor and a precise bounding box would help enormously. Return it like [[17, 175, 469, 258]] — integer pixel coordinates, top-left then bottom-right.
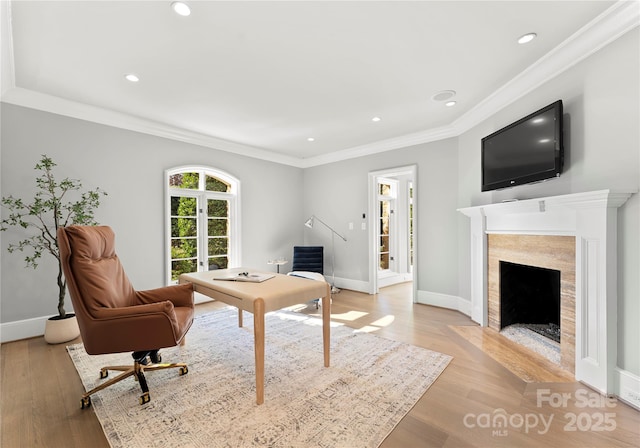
[[323, 283, 331, 367], [253, 298, 265, 405], [238, 309, 243, 327]]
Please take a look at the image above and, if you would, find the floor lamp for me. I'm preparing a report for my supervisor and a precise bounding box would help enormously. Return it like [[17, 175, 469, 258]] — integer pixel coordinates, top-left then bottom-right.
[[305, 215, 347, 294]]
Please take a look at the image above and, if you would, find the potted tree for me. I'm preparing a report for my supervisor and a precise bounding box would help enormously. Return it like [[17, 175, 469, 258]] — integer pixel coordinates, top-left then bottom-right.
[[1, 155, 107, 343]]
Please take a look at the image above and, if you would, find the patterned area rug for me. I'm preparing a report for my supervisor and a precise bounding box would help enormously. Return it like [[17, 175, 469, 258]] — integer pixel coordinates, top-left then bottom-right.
[[67, 307, 452, 448]]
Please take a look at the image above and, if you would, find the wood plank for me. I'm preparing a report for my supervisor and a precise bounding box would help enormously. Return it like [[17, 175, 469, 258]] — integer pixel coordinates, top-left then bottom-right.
[[1, 339, 34, 447]]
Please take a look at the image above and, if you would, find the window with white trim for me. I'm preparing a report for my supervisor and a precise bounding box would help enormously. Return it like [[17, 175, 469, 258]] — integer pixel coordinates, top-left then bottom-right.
[[378, 178, 397, 272], [165, 167, 240, 284]]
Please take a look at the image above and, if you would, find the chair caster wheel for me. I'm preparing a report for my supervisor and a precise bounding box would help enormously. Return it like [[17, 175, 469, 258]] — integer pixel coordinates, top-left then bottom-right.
[[81, 396, 92, 409], [139, 392, 150, 405], [179, 366, 189, 376], [100, 369, 108, 379], [149, 351, 162, 363]]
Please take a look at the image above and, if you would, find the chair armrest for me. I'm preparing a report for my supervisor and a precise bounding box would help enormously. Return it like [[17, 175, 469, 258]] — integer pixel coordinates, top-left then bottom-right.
[[135, 282, 194, 308], [85, 302, 192, 354], [93, 301, 176, 320]]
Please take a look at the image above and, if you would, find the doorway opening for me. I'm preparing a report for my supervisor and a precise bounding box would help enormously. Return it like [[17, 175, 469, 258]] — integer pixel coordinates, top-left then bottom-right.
[[368, 165, 417, 302]]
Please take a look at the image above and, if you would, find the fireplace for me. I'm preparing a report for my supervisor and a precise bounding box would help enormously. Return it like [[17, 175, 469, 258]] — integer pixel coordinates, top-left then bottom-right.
[[458, 190, 634, 395], [488, 233, 575, 372], [500, 261, 561, 342]]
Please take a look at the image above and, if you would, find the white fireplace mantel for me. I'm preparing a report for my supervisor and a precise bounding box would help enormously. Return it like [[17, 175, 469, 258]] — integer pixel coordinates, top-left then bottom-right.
[[458, 189, 635, 395]]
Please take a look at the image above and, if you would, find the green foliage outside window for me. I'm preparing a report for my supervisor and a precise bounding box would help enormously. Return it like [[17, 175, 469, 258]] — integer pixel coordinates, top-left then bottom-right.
[[169, 172, 199, 189], [170, 195, 198, 281], [206, 175, 230, 192], [169, 174, 233, 281]]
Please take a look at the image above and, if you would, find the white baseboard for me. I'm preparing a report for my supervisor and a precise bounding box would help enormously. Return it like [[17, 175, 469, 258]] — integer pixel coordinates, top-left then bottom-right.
[[457, 297, 472, 316], [615, 367, 640, 410], [416, 290, 471, 316], [333, 276, 371, 294], [1, 315, 49, 343], [378, 273, 413, 288]]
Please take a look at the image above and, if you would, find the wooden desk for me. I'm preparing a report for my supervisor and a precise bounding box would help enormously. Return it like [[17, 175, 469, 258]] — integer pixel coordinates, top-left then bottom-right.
[[179, 268, 331, 405]]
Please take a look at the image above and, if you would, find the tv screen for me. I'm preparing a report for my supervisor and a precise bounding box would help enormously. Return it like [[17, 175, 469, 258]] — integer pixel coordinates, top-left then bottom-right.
[[481, 100, 564, 192]]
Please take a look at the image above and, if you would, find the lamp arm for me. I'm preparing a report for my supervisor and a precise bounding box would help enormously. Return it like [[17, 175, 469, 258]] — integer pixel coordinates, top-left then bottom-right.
[[313, 215, 347, 242]]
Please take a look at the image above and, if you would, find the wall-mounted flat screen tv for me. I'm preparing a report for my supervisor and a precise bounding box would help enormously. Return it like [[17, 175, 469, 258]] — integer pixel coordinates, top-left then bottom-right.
[[481, 100, 564, 192]]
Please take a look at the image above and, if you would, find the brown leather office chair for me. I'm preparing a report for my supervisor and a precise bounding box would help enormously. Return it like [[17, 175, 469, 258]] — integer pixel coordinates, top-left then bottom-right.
[[58, 225, 195, 408]]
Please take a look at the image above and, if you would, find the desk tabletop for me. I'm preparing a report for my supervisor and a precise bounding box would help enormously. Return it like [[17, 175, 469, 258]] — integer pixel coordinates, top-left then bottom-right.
[[179, 268, 329, 312]]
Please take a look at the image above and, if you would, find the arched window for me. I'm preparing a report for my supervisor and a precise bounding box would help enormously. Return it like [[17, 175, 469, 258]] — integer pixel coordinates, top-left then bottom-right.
[[165, 166, 241, 284]]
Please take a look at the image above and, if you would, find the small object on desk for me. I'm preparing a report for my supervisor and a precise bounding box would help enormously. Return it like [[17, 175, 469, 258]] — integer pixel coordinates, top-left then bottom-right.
[[267, 258, 288, 273], [215, 272, 275, 283]]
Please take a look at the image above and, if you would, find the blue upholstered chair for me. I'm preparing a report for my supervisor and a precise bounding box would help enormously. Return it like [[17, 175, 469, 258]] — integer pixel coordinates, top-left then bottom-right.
[[287, 246, 327, 308]]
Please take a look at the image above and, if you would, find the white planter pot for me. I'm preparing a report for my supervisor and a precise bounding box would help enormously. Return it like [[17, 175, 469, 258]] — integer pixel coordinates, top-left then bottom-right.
[[44, 314, 80, 344]]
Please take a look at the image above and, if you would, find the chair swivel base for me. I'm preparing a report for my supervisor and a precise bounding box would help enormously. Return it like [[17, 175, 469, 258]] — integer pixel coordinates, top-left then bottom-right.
[[80, 357, 189, 409]]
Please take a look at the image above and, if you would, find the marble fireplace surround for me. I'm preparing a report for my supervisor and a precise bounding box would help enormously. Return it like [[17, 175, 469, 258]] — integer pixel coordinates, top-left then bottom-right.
[[487, 233, 576, 374], [459, 190, 633, 395]]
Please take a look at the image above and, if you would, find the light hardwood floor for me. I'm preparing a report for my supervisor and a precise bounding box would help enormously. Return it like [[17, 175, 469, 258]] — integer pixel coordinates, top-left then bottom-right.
[[2, 283, 639, 447]]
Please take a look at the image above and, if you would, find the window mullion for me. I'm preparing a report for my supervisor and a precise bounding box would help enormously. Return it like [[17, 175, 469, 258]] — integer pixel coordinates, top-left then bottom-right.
[[198, 194, 206, 271]]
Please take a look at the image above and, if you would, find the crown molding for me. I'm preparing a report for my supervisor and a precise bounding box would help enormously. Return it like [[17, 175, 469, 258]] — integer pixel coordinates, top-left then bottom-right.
[[1, 87, 304, 167], [297, 125, 458, 168], [1, 1, 637, 169], [450, 0, 640, 135]]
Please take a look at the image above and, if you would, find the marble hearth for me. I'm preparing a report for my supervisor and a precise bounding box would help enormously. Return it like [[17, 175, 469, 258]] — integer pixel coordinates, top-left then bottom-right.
[[488, 233, 575, 373], [459, 190, 633, 395]]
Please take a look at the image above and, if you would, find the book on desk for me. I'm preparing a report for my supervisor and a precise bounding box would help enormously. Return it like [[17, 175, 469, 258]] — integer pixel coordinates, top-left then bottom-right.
[[214, 272, 275, 283]]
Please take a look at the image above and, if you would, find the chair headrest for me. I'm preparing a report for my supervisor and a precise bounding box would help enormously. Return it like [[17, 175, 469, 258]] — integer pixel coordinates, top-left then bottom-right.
[[63, 225, 116, 261]]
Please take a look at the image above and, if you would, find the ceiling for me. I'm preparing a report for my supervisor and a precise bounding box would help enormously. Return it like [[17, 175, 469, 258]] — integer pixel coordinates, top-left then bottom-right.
[[2, 1, 637, 167]]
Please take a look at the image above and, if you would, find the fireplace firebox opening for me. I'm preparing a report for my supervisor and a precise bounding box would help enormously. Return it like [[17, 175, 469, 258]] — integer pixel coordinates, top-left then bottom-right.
[[500, 261, 561, 343]]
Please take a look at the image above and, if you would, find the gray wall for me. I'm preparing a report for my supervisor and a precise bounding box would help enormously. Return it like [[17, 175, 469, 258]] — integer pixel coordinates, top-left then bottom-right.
[[1, 104, 304, 322], [302, 138, 459, 295]]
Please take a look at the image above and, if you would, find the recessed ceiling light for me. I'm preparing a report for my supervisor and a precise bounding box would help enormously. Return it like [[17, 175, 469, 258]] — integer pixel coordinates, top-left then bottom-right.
[[372, 117, 381, 122], [307, 137, 315, 142], [124, 73, 139, 82], [445, 101, 457, 107], [432, 90, 456, 102], [518, 33, 537, 44], [171, 1, 191, 16]]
